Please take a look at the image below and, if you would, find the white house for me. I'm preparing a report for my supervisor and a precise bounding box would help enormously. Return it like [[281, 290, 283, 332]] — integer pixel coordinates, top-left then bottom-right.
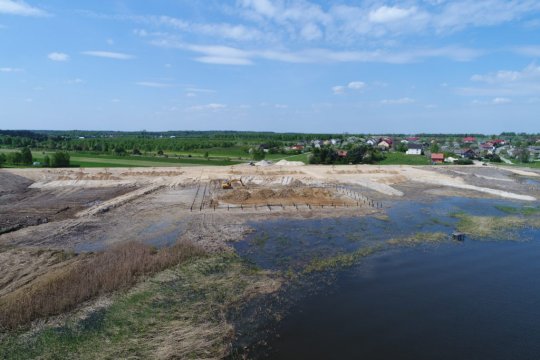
[[406, 143, 423, 155]]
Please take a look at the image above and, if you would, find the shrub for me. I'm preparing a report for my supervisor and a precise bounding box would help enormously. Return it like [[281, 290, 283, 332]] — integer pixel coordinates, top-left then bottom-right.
[[50, 151, 70, 167]]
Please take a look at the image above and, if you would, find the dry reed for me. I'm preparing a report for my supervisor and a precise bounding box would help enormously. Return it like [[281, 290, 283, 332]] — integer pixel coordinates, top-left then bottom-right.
[[0, 241, 205, 330]]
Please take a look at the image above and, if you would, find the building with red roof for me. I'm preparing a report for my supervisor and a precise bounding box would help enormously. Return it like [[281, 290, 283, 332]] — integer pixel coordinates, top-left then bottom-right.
[[431, 153, 445, 164]]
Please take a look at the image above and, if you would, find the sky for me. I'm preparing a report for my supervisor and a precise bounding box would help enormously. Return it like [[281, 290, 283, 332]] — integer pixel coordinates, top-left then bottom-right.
[[1, 0, 540, 133]]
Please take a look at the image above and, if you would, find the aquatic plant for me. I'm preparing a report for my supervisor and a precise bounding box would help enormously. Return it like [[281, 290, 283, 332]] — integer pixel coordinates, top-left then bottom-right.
[[451, 213, 538, 239], [495, 205, 540, 216]]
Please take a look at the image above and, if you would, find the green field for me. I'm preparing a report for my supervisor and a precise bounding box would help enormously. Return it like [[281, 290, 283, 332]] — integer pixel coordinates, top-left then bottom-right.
[[0, 147, 314, 168], [378, 152, 431, 165]]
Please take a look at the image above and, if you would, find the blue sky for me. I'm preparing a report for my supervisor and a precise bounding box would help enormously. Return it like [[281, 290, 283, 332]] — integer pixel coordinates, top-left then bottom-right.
[[1, 0, 540, 133]]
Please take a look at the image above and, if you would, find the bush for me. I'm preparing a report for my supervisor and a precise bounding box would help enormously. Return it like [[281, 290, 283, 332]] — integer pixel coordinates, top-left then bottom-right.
[[0, 153, 6, 167], [455, 158, 473, 165], [20, 147, 32, 165], [50, 152, 70, 167]]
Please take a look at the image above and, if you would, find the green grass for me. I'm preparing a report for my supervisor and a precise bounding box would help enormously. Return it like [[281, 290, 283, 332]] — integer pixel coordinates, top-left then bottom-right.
[[1, 149, 240, 168], [378, 152, 431, 165], [304, 232, 448, 273], [0, 148, 312, 168], [495, 205, 540, 216]]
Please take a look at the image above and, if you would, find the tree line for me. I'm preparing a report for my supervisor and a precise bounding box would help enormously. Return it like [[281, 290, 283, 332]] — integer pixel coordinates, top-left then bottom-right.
[[0, 147, 70, 168], [309, 145, 385, 165]]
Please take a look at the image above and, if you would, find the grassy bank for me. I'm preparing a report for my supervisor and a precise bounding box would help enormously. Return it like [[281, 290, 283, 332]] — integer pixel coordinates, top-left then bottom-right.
[[0, 254, 281, 359]]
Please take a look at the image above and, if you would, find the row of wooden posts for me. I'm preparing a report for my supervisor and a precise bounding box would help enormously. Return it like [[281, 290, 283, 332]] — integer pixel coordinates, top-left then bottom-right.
[[189, 180, 383, 212]]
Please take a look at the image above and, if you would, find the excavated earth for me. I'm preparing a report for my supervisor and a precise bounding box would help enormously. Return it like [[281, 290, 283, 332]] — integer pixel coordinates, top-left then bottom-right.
[[1, 164, 539, 298]]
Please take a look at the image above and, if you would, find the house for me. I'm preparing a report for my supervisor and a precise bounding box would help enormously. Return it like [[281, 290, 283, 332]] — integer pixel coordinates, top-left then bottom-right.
[[407, 137, 420, 142], [378, 140, 390, 150], [337, 150, 348, 158], [463, 136, 477, 143], [406, 143, 423, 155], [456, 148, 477, 159], [311, 140, 322, 148], [431, 153, 445, 164], [481, 143, 495, 153], [291, 145, 304, 151], [366, 138, 377, 146]]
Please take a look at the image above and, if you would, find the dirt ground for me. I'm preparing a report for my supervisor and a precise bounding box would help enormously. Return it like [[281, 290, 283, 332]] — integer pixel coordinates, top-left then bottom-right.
[[1, 163, 539, 298]]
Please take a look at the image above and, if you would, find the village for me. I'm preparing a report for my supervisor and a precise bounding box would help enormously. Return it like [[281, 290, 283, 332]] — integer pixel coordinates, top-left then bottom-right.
[[274, 134, 540, 165]]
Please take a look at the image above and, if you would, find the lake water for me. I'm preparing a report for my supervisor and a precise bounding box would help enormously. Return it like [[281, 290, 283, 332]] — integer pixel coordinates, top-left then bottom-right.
[[234, 198, 540, 359]]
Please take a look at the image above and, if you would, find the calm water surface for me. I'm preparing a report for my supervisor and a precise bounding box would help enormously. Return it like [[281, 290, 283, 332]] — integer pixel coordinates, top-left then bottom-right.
[[235, 198, 540, 359]]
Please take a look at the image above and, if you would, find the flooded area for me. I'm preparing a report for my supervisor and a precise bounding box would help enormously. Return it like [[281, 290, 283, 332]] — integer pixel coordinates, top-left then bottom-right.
[[234, 197, 540, 359]]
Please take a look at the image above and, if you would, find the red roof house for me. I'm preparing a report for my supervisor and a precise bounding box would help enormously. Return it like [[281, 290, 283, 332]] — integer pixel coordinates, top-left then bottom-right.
[[431, 153, 444, 163], [463, 137, 476, 143], [337, 150, 348, 158]]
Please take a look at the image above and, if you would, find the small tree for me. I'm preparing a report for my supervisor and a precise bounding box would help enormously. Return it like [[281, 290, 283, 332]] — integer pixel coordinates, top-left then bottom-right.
[[21, 147, 33, 165], [43, 155, 50, 167], [204, 151, 209, 159], [51, 151, 70, 167], [252, 149, 266, 161], [0, 153, 6, 167]]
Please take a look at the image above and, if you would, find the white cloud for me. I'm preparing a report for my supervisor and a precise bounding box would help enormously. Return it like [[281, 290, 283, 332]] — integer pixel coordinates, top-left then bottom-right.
[[196, 56, 253, 65], [492, 97, 511, 104], [380, 97, 415, 105], [369, 6, 417, 23], [0, 0, 48, 16], [82, 51, 134, 60], [187, 103, 227, 111], [461, 63, 540, 97], [332, 85, 346, 95], [185, 87, 216, 94], [240, 0, 277, 18], [48, 52, 69, 62], [158, 40, 481, 66], [300, 23, 323, 41], [136, 81, 173, 88], [347, 81, 365, 90], [332, 81, 366, 95], [0, 67, 23, 72]]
